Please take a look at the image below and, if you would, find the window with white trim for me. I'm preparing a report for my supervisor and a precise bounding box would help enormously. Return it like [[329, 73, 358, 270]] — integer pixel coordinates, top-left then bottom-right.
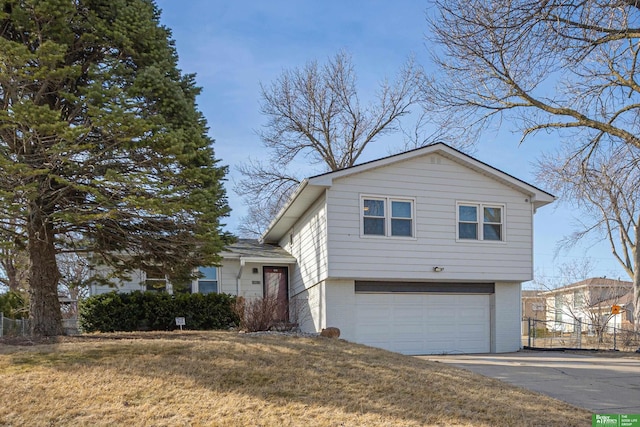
[[144, 265, 167, 292], [197, 267, 218, 294], [457, 202, 504, 241], [362, 196, 415, 237]]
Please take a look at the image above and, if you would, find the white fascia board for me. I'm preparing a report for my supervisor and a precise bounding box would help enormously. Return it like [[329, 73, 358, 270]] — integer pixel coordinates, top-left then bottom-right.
[[260, 179, 310, 242], [240, 256, 297, 264], [220, 253, 296, 264], [221, 253, 295, 264]]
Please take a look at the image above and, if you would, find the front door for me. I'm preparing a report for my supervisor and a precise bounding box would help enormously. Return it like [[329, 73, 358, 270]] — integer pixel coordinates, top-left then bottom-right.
[[263, 266, 288, 323]]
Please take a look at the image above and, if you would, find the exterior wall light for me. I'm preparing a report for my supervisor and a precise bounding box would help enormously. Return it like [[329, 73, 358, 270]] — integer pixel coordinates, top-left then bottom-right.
[[433, 266, 444, 272]]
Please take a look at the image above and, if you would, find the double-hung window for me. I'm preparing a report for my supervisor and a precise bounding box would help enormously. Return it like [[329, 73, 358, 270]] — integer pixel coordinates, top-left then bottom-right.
[[363, 198, 386, 236], [197, 267, 218, 294], [144, 266, 167, 292], [362, 196, 415, 238], [457, 202, 504, 241]]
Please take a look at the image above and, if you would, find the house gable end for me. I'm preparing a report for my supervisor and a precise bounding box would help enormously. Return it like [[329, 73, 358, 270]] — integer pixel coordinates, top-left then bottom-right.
[[263, 143, 555, 243]]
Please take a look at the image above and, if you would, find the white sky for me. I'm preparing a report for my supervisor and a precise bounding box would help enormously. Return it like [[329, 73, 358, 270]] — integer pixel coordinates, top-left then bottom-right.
[[154, 0, 629, 283]]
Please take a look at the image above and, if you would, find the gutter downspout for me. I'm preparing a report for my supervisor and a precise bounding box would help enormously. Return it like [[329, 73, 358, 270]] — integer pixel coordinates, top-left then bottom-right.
[[236, 258, 245, 296]]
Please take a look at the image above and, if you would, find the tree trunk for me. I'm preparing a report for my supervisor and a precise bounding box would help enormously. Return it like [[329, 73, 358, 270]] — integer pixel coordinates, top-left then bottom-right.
[[634, 267, 640, 334], [28, 208, 63, 336]]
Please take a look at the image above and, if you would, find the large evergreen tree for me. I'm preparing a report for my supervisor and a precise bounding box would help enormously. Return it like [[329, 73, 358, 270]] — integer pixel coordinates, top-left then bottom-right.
[[0, 0, 231, 336]]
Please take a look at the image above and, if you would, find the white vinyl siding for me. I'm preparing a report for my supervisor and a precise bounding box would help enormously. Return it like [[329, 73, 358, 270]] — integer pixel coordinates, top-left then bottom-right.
[[90, 267, 146, 295], [293, 281, 324, 333], [324, 279, 357, 339], [279, 194, 328, 296], [217, 260, 281, 301], [492, 282, 522, 352], [218, 260, 239, 295], [325, 153, 534, 282], [89, 261, 284, 301]]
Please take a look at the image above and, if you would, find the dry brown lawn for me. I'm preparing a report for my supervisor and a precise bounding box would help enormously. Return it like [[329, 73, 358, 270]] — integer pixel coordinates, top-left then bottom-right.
[[0, 331, 590, 426]]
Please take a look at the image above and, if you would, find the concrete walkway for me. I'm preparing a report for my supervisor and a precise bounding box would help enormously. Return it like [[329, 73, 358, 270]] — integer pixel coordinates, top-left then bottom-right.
[[421, 351, 640, 414]]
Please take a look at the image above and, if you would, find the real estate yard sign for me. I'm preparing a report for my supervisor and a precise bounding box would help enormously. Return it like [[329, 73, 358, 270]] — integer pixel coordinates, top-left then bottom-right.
[[593, 414, 640, 427]]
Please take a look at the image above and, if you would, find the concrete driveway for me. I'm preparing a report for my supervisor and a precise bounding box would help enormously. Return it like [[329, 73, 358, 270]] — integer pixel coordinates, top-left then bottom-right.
[[421, 351, 640, 413]]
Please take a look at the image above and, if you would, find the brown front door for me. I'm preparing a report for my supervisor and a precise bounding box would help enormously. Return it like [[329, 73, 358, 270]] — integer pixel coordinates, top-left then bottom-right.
[[264, 266, 288, 322]]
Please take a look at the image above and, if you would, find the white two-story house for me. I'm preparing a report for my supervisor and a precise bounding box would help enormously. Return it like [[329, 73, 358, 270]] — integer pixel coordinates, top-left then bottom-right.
[[93, 143, 554, 355], [221, 143, 555, 355]]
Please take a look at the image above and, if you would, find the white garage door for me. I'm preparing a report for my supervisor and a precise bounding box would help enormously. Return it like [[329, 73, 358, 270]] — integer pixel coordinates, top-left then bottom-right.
[[354, 293, 491, 355]]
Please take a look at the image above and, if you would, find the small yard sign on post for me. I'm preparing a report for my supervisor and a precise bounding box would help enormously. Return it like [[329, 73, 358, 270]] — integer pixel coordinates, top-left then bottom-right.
[[175, 317, 186, 331]]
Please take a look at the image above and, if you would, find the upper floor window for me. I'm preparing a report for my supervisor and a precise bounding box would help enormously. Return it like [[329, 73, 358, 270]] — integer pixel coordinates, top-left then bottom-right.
[[531, 303, 544, 312], [198, 267, 218, 294], [363, 198, 385, 235], [554, 294, 564, 322], [362, 196, 415, 238], [573, 290, 584, 309], [457, 203, 504, 241]]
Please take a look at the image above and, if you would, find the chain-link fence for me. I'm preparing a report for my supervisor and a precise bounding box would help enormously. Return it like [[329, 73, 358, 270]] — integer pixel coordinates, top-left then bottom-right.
[[523, 317, 640, 351], [0, 312, 30, 337]]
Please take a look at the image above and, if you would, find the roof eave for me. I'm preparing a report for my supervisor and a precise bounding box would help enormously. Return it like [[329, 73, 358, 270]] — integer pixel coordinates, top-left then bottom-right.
[[259, 142, 557, 242], [261, 179, 330, 243]]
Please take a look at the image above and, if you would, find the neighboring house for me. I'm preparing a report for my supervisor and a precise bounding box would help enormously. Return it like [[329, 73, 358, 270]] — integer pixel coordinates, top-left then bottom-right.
[[541, 278, 634, 333], [521, 290, 546, 333], [94, 143, 555, 355]]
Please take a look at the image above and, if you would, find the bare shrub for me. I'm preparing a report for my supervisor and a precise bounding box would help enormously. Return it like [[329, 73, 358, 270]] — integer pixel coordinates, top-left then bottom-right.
[[234, 295, 312, 333], [619, 329, 640, 349], [234, 295, 280, 332]]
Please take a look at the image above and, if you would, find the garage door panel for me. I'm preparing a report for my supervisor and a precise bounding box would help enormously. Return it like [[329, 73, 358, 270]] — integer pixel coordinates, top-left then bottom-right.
[[426, 341, 456, 353], [357, 305, 390, 322], [394, 323, 423, 334], [460, 307, 487, 319], [393, 309, 424, 322], [355, 293, 490, 355], [393, 340, 425, 354]]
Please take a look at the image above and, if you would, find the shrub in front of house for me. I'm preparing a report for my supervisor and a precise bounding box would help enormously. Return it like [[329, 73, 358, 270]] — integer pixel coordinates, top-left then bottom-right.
[[79, 291, 239, 333]]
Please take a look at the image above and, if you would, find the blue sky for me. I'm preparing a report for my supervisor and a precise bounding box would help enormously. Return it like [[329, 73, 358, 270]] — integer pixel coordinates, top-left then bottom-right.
[[154, 0, 628, 283]]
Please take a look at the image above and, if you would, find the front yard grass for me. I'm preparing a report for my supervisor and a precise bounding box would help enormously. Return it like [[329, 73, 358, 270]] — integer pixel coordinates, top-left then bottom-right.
[[0, 331, 590, 426]]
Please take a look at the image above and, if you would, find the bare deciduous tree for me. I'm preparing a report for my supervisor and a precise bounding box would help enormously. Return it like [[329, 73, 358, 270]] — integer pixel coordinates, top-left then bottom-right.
[[57, 253, 91, 300], [427, 0, 640, 152], [396, 110, 478, 153], [427, 0, 640, 331], [536, 143, 640, 331], [235, 51, 426, 237], [0, 246, 29, 293]]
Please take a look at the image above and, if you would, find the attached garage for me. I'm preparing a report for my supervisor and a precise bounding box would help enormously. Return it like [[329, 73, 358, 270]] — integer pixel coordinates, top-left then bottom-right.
[[353, 282, 493, 355]]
